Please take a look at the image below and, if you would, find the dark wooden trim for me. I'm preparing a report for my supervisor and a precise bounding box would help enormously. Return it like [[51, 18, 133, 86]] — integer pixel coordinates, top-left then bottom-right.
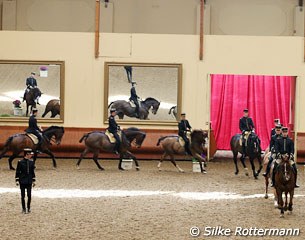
[[95, 0, 100, 58], [199, 0, 204, 60]]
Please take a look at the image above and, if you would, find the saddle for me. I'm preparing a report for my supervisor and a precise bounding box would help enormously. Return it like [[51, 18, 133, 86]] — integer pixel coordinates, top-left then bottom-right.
[[105, 130, 122, 143], [178, 132, 191, 147], [129, 100, 141, 108], [239, 131, 251, 147], [26, 133, 39, 145]]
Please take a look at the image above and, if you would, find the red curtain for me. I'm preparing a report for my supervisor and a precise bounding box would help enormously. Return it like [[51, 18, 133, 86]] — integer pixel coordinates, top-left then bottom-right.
[[210, 74, 295, 150]]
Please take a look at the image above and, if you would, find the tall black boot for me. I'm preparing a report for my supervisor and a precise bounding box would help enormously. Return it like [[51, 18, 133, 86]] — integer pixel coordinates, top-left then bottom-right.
[[271, 162, 278, 187], [292, 164, 300, 188], [185, 144, 192, 155]]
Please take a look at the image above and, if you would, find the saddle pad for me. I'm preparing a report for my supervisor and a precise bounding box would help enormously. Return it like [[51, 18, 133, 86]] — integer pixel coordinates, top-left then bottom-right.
[[178, 133, 191, 147], [27, 133, 39, 145], [239, 131, 250, 146], [129, 101, 136, 108], [105, 130, 121, 143]]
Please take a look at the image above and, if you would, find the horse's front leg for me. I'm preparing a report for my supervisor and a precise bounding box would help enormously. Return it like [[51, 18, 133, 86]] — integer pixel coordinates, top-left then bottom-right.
[[240, 154, 249, 176], [8, 154, 18, 170], [118, 153, 124, 171], [256, 156, 263, 176], [158, 153, 167, 171], [249, 157, 258, 179], [264, 176, 269, 199], [169, 154, 184, 173], [288, 190, 294, 214], [284, 192, 288, 211], [93, 152, 104, 171], [41, 149, 57, 169], [76, 148, 89, 169], [276, 189, 284, 217], [193, 152, 207, 174], [233, 153, 239, 175], [125, 150, 140, 171]]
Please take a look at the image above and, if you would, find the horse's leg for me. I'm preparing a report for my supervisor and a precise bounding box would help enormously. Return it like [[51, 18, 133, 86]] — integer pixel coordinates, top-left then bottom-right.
[[41, 149, 57, 169], [277, 189, 284, 217], [256, 156, 263, 176], [284, 192, 288, 211], [76, 148, 89, 169], [288, 190, 294, 214], [249, 157, 258, 179], [8, 153, 19, 170], [26, 104, 29, 117], [157, 153, 167, 171], [169, 154, 184, 173], [192, 152, 207, 174], [240, 155, 249, 176], [233, 152, 239, 175], [264, 176, 269, 199], [125, 150, 140, 171], [118, 153, 124, 171], [93, 152, 104, 171], [273, 188, 278, 208]]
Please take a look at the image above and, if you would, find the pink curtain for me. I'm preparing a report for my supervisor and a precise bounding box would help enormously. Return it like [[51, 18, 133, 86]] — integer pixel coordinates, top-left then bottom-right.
[[210, 74, 294, 150]]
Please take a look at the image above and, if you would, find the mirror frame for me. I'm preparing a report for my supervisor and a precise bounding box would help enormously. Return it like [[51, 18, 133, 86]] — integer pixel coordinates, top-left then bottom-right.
[[0, 60, 65, 123], [104, 62, 182, 126]]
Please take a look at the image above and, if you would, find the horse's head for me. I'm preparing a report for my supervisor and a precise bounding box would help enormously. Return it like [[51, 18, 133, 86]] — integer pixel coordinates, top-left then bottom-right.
[[43, 126, 65, 145], [191, 130, 208, 145], [143, 97, 160, 114], [31, 87, 42, 98], [124, 127, 146, 148], [248, 133, 261, 155], [279, 154, 293, 182]]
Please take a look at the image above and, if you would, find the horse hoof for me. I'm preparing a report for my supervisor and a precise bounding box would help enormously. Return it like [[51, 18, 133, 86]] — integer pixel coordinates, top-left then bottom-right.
[[100, 168, 105, 171], [245, 173, 249, 176], [9, 167, 15, 171], [235, 171, 239, 175], [119, 167, 125, 171], [280, 214, 284, 218], [202, 170, 207, 174], [136, 167, 140, 171], [264, 195, 268, 199], [76, 165, 80, 170]]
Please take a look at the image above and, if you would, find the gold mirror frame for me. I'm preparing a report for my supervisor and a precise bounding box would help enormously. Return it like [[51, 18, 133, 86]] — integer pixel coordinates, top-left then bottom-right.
[[0, 60, 65, 123], [104, 62, 182, 126]]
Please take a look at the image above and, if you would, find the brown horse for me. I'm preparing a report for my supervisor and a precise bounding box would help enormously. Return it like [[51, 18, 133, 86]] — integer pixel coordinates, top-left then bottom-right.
[[274, 154, 296, 217], [42, 99, 60, 118], [156, 130, 208, 173], [108, 97, 160, 120], [25, 87, 42, 116], [0, 126, 65, 170], [262, 150, 278, 207], [77, 127, 146, 170]]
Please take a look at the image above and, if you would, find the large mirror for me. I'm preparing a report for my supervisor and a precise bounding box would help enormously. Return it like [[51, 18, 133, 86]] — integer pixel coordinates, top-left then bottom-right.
[[0, 60, 64, 122], [104, 62, 182, 125]]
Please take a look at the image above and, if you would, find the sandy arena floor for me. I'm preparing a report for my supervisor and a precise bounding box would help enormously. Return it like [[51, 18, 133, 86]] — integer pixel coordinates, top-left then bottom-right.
[[0, 157, 304, 240]]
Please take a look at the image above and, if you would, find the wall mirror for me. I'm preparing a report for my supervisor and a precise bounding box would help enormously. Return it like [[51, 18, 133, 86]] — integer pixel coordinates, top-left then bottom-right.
[[104, 62, 182, 125], [0, 60, 64, 123]]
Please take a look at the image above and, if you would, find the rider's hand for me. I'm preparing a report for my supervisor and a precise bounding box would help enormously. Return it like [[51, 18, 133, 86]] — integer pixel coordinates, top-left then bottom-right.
[[16, 181, 19, 186]]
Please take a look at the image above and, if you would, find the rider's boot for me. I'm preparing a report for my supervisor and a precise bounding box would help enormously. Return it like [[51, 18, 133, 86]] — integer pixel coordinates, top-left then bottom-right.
[[271, 162, 278, 187], [292, 164, 300, 188], [241, 142, 246, 159], [263, 157, 273, 177]]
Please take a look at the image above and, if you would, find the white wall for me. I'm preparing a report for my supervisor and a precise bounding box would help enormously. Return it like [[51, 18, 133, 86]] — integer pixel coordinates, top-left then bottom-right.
[[0, 31, 304, 132]]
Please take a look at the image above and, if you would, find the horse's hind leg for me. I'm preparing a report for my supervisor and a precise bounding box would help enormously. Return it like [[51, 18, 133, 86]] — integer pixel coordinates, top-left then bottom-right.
[[8, 153, 18, 170], [233, 152, 239, 175], [169, 154, 184, 173], [256, 156, 263, 176], [93, 152, 104, 171], [240, 155, 249, 176], [284, 192, 288, 211], [77, 148, 89, 169], [157, 153, 167, 171], [264, 176, 269, 199], [288, 190, 294, 214], [249, 157, 258, 179]]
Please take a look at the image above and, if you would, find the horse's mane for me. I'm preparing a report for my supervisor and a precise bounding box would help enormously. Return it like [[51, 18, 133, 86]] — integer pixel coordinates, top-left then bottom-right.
[[126, 127, 140, 131], [143, 97, 158, 102], [43, 126, 64, 133], [191, 130, 208, 144]]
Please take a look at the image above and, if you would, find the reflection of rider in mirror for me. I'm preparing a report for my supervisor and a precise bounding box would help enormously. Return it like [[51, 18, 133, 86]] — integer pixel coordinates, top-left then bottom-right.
[[178, 113, 192, 155], [124, 66, 132, 83], [129, 81, 140, 118], [23, 72, 40, 105]]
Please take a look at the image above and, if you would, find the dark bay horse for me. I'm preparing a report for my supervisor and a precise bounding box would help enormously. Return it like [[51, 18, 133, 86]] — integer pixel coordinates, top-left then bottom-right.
[[42, 99, 60, 118], [77, 127, 146, 170], [274, 154, 296, 217], [230, 132, 262, 179], [0, 126, 65, 170], [156, 130, 208, 173], [25, 87, 42, 116], [108, 97, 160, 120]]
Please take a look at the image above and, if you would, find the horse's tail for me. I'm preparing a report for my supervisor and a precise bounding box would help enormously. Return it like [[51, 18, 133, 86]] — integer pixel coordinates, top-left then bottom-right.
[[79, 133, 89, 143], [168, 106, 175, 115], [157, 136, 168, 146], [108, 102, 114, 109], [3, 136, 14, 148]]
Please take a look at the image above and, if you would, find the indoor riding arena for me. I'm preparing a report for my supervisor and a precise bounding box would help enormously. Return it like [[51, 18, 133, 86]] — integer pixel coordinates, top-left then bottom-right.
[[1, 1, 305, 240]]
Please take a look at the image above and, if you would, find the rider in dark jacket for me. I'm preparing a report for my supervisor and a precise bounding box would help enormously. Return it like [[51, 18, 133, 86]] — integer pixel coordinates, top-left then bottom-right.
[[239, 109, 255, 157], [25, 109, 42, 147], [129, 81, 140, 118], [178, 113, 192, 155], [23, 72, 40, 104], [263, 125, 282, 183], [108, 108, 120, 154], [270, 119, 280, 139], [273, 127, 299, 188]]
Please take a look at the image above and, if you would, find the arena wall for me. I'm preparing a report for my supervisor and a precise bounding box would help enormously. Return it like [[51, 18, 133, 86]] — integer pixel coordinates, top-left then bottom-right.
[[0, 31, 304, 161]]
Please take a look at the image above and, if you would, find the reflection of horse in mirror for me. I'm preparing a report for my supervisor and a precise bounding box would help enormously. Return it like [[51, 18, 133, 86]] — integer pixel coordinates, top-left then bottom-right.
[[0, 126, 65, 170], [42, 99, 60, 118], [77, 127, 146, 170], [274, 154, 296, 218], [25, 87, 42, 116], [230, 132, 262, 179], [156, 130, 208, 173], [168, 105, 177, 119], [108, 97, 160, 120]]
